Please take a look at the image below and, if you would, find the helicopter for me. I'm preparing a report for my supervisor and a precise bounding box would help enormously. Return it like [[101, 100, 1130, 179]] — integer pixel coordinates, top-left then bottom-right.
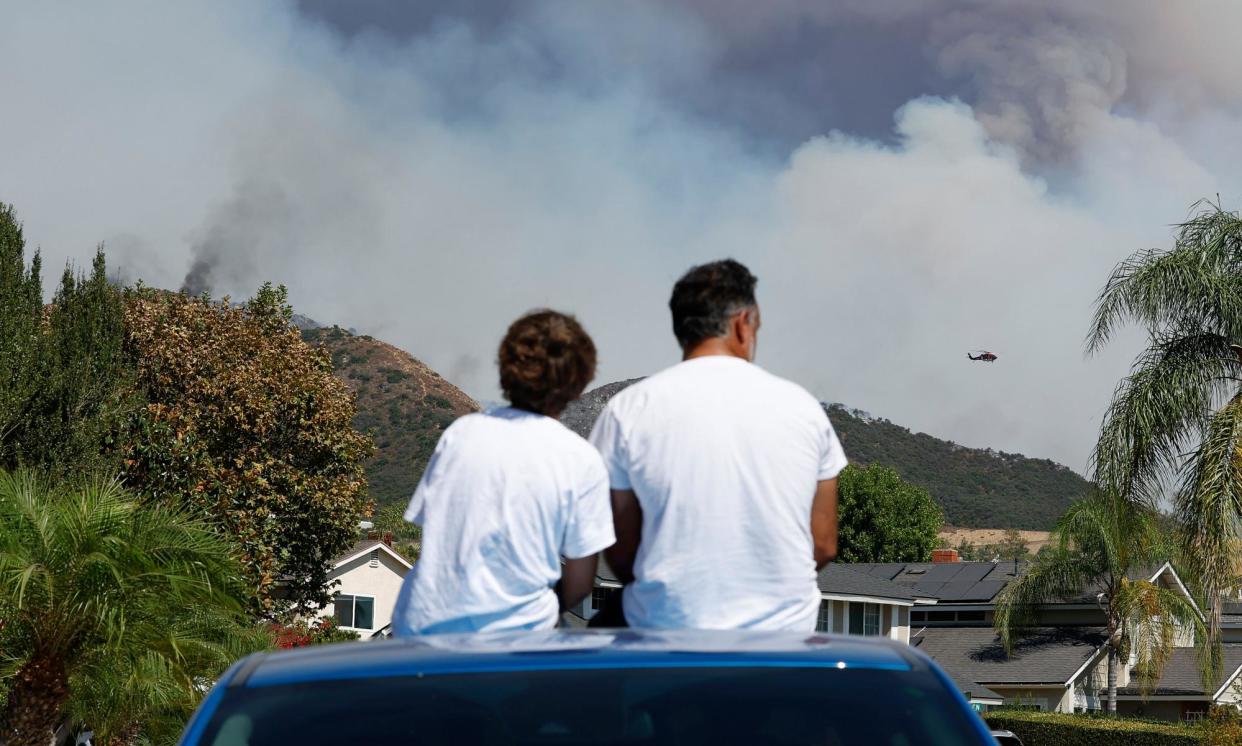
[[967, 350, 999, 362]]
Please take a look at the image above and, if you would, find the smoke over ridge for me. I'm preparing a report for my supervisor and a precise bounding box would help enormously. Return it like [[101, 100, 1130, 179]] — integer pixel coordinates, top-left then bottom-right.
[[3, 0, 1242, 472]]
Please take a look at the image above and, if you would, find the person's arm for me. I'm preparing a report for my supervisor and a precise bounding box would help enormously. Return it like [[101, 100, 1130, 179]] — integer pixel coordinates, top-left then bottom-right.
[[811, 478, 838, 570], [604, 488, 642, 584], [557, 554, 599, 612]]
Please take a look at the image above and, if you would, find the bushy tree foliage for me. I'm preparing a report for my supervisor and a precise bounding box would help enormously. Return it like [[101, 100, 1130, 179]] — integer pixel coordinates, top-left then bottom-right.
[[0, 203, 134, 477], [119, 284, 373, 615], [0, 471, 266, 746], [836, 464, 943, 563]]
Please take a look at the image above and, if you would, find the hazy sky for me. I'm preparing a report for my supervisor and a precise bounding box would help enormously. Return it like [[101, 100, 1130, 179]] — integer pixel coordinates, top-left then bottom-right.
[[3, 1, 1241, 473]]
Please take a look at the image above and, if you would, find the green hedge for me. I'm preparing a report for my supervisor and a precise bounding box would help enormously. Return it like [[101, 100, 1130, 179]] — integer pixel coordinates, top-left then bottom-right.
[[983, 710, 1201, 746]]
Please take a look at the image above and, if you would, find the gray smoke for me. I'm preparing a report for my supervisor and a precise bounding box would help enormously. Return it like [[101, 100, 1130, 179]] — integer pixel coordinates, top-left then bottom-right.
[[3, 1, 1242, 473]]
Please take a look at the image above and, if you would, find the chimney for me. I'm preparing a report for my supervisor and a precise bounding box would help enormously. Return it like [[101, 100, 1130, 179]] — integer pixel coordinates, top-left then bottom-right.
[[931, 548, 960, 563], [383, 531, 393, 548]]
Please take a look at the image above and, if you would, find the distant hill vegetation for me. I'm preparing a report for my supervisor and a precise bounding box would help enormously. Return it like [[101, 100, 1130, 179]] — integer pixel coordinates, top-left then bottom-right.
[[562, 381, 1089, 531], [825, 404, 1089, 530], [302, 326, 478, 507]]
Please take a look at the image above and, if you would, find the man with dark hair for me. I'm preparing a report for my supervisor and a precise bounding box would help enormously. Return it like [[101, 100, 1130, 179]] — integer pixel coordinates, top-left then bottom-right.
[[589, 259, 846, 630], [393, 310, 614, 635]]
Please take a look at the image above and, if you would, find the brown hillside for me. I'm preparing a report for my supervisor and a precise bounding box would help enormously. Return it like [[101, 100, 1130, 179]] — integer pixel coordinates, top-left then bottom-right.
[[302, 326, 478, 506]]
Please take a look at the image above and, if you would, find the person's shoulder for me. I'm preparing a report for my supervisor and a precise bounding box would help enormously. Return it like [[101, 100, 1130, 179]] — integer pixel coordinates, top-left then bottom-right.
[[752, 366, 827, 414], [542, 418, 608, 469]]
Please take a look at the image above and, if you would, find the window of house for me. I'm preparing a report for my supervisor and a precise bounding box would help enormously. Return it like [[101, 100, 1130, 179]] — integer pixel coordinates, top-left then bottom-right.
[[817, 600, 830, 632], [863, 604, 881, 636], [334, 594, 375, 630], [591, 587, 610, 612], [911, 611, 926, 624], [848, 603, 863, 634]]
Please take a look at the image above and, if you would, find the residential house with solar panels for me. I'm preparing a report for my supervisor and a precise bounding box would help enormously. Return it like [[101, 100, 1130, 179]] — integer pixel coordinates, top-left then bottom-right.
[[847, 550, 1242, 722]]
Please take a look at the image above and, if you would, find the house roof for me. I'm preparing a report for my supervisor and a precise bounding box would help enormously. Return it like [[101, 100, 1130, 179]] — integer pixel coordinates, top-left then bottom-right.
[[912, 626, 1107, 685], [1117, 645, 1242, 698], [333, 540, 412, 570], [846, 561, 1187, 607], [939, 668, 1005, 704], [817, 564, 931, 603], [1221, 602, 1242, 627], [849, 561, 1024, 603]]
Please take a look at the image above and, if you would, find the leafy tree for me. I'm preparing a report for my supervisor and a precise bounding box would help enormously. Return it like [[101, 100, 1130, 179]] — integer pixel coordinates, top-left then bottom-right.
[[0, 203, 135, 477], [994, 491, 1204, 713], [0, 470, 264, 746], [998, 528, 1031, 560], [836, 464, 943, 563], [1087, 202, 1242, 656], [119, 284, 373, 615]]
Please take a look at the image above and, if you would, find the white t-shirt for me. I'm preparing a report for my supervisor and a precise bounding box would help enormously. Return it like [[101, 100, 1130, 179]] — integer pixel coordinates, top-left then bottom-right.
[[589, 356, 847, 631], [393, 407, 615, 635]]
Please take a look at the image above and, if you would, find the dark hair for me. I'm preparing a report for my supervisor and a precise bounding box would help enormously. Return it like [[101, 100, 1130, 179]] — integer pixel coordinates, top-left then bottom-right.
[[668, 259, 758, 349], [498, 310, 597, 417]]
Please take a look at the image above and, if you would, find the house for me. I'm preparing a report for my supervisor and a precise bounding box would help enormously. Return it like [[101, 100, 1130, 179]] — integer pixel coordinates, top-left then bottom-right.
[[813, 564, 937, 643], [564, 560, 936, 644], [318, 539, 412, 637], [848, 554, 1217, 720]]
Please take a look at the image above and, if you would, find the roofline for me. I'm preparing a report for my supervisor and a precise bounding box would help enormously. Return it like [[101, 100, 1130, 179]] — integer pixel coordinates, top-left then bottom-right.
[[1149, 561, 1205, 621], [1212, 661, 1242, 701], [1114, 694, 1212, 701], [967, 696, 1005, 705], [595, 579, 623, 589], [820, 593, 916, 607], [334, 542, 413, 571], [976, 683, 1068, 689], [1064, 645, 1108, 687]]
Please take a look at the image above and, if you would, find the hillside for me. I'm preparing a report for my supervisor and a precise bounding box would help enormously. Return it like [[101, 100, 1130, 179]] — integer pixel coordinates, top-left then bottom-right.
[[827, 405, 1089, 530], [302, 326, 478, 506], [560, 381, 1089, 530]]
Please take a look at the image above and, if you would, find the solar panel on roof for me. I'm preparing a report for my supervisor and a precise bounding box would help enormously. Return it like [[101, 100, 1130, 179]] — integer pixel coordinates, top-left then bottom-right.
[[937, 581, 980, 601], [968, 580, 1007, 601], [955, 564, 993, 582], [922, 565, 961, 582]]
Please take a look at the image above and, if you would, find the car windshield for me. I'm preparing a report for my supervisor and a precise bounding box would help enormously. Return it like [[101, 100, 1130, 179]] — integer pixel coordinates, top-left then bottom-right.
[[199, 666, 985, 746]]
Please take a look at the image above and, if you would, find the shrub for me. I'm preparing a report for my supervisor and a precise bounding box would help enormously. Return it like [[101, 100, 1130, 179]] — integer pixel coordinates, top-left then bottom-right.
[[269, 618, 360, 649], [983, 710, 1201, 746]]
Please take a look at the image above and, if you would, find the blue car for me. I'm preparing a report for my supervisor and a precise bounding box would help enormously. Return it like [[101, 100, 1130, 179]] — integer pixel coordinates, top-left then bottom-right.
[[179, 629, 995, 746]]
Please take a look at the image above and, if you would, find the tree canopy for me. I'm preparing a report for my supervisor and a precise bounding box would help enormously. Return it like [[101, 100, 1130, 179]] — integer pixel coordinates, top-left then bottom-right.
[[119, 285, 374, 615], [836, 463, 943, 563]]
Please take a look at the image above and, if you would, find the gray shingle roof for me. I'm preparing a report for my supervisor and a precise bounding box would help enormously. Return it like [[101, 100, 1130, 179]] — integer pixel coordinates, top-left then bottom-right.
[[939, 669, 1005, 703], [817, 564, 926, 602], [912, 626, 1106, 685], [1117, 645, 1242, 697]]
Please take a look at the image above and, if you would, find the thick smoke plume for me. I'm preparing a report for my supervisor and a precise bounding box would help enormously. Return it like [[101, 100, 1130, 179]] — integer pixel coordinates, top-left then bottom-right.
[[3, 1, 1241, 472]]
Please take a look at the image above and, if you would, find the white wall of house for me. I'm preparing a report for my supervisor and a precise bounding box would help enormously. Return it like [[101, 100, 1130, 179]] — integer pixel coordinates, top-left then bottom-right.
[[817, 597, 913, 643], [318, 547, 409, 635]]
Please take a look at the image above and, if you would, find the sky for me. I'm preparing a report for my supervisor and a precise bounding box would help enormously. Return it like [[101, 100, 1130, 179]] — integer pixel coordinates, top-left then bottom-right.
[[3, 1, 1241, 473]]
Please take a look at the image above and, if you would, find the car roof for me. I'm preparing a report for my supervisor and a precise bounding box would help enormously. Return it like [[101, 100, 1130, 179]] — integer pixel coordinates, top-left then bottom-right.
[[236, 629, 921, 688]]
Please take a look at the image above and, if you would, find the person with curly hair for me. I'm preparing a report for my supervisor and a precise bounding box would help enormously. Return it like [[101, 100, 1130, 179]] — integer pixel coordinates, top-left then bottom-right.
[[392, 310, 613, 635]]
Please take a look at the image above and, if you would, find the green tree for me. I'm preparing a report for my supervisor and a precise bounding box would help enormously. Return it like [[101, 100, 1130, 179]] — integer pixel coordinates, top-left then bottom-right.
[[1087, 202, 1242, 658], [998, 528, 1031, 560], [370, 502, 422, 563], [994, 492, 1204, 714], [836, 464, 943, 563], [120, 284, 373, 616], [0, 204, 134, 477], [0, 470, 264, 746]]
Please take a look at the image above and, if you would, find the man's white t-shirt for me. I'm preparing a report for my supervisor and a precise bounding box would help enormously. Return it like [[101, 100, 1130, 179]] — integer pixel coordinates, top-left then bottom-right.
[[393, 407, 615, 635], [589, 356, 847, 631]]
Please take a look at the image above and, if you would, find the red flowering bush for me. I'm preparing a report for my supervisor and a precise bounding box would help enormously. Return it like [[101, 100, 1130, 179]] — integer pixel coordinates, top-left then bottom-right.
[[269, 618, 360, 649]]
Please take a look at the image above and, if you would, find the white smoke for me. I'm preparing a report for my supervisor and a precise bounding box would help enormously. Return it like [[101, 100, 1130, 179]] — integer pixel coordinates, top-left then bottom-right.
[[1, 0, 1240, 474]]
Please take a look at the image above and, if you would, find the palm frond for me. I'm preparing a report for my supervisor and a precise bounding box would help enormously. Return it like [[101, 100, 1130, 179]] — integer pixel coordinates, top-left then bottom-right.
[[1088, 204, 1242, 354], [1092, 331, 1240, 502], [1177, 392, 1242, 660]]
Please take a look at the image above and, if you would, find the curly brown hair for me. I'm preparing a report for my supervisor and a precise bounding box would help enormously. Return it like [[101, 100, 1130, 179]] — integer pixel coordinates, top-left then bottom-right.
[[498, 310, 597, 417]]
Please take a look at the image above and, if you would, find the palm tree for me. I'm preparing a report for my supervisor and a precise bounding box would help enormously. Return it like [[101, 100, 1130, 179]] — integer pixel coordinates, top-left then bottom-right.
[[994, 492, 1204, 713], [1087, 202, 1242, 660], [0, 470, 265, 746]]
